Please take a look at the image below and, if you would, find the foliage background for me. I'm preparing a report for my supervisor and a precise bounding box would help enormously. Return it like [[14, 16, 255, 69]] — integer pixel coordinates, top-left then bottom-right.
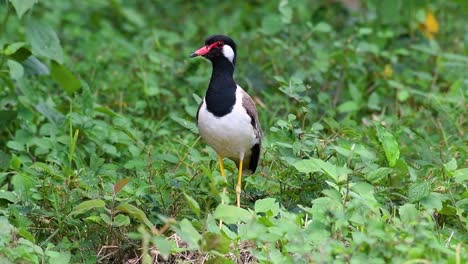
[[0, 0, 466, 263]]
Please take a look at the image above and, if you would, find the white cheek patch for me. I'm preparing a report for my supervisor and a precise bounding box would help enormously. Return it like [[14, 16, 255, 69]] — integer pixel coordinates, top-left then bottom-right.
[[222, 45, 235, 63]]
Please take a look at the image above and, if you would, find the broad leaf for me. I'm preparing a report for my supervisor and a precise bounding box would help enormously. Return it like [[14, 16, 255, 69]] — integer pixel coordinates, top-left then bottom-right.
[[113, 214, 130, 227], [420, 193, 443, 211], [46, 250, 71, 264], [71, 199, 106, 216], [364, 167, 393, 183], [23, 56, 50, 75], [201, 232, 230, 254], [170, 115, 198, 134], [175, 219, 201, 250], [152, 236, 172, 260], [7, 59, 24, 80], [116, 203, 153, 229], [0, 190, 20, 203], [50, 61, 81, 95], [4, 42, 26, 55], [314, 22, 332, 33], [375, 123, 400, 167], [9, 0, 38, 18], [399, 203, 418, 224], [293, 158, 350, 183], [213, 204, 252, 224], [26, 20, 64, 63], [454, 168, 468, 183], [254, 198, 280, 216], [408, 181, 431, 203], [184, 193, 201, 217], [261, 15, 283, 35]]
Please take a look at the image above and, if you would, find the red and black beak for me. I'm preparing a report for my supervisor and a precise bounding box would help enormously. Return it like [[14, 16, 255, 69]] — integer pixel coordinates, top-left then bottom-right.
[[190, 42, 219, 58], [190, 45, 210, 58]]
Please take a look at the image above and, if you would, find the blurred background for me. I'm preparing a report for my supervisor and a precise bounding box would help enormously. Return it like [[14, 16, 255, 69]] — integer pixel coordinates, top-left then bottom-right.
[[0, 0, 467, 263]]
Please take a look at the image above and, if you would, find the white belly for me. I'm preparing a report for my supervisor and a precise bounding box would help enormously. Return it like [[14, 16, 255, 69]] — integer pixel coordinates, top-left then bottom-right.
[[197, 97, 255, 160]]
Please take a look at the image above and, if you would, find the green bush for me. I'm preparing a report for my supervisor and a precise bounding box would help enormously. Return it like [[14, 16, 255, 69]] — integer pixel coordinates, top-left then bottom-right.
[[0, 0, 466, 263]]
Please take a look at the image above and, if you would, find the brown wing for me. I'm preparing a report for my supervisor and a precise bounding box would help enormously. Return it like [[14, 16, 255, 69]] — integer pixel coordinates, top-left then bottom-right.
[[241, 90, 263, 140], [240, 90, 263, 173]]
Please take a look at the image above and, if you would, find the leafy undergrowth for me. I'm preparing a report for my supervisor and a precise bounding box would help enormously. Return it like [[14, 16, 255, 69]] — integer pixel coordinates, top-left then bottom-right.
[[0, 0, 466, 263]]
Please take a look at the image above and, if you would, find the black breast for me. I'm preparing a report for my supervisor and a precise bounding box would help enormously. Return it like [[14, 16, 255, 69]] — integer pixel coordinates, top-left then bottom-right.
[[204, 57, 237, 117]]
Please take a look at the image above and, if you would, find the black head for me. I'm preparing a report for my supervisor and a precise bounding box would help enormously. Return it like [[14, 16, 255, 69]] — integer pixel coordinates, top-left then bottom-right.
[[190, 35, 237, 65]]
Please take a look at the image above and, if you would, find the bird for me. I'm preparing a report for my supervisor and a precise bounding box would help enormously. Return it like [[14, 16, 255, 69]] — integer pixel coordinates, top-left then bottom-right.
[[190, 35, 263, 208]]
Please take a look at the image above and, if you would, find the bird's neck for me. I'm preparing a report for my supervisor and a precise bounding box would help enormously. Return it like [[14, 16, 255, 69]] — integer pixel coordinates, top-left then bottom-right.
[[205, 57, 237, 117]]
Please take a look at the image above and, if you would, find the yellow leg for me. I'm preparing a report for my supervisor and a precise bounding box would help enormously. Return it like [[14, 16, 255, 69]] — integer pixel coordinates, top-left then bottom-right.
[[236, 159, 243, 208], [218, 155, 227, 228], [217, 155, 227, 201]]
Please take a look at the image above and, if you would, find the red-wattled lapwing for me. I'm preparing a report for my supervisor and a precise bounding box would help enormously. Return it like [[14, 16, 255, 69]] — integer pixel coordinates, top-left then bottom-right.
[[190, 35, 263, 208]]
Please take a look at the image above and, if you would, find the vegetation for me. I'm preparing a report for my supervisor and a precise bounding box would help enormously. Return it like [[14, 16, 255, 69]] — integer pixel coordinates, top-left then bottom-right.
[[0, 0, 466, 263]]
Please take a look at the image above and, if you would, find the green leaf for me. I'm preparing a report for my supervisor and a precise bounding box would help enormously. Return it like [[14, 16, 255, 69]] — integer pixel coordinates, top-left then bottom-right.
[[377, 0, 403, 24], [12, 173, 34, 193], [399, 203, 418, 224], [4, 42, 26, 55], [214, 204, 252, 224], [9, 154, 22, 170], [18, 228, 35, 242], [0, 173, 8, 186], [455, 198, 468, 211], [7, 140, 24, 152], [201, 232, 230, 254], [0, 111, 17, 128], [116, 203, 153, 229], [152, 236, 172, 260], [337, 101, 359, 113], [368, 92, 381, 110], [102, 143, 118, 156], [113, 214, 130, 227], [99, 213, 112, 225], [45, 250, 71, 264], [7, 59, 24, 80], [184, 193, 201, 217], [311, 197, 342, 223], [306, 221, 330, 243], [443, 158, 457, 172], [420, 193, 443, 211], [0, 190, 19, 203], [261, 15, 283, 35], [293, 158, 325, 174], [170, 115, 198, 134], [454, 168, 468, 183], [364, 167, 393, 183], [23, 56, 50, 75], [375, 123, 400, 167], [293, 158, 350, 183], [35, 101, 64, 125], [121, 7, 146, 28], [397, 89, 410, 102], [278, 0, 292, 24], [26, 20, 64, 63], [408, 181, 431, 203], [254, 198, 280, 216], [9, 0, 38, 18], [50, 61, 81, 95], [314, 22, 332, 33], [70, 199, 106, 216], [176, 219, 201, 250], [358, 27, 373, 35]]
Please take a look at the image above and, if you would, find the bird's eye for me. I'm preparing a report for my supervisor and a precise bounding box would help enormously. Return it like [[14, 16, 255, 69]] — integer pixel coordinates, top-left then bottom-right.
[[216, 41, 224, 48]]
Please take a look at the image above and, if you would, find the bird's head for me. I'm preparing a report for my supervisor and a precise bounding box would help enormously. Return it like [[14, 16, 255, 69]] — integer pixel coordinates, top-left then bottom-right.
[[190, 35, 237, 65]]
